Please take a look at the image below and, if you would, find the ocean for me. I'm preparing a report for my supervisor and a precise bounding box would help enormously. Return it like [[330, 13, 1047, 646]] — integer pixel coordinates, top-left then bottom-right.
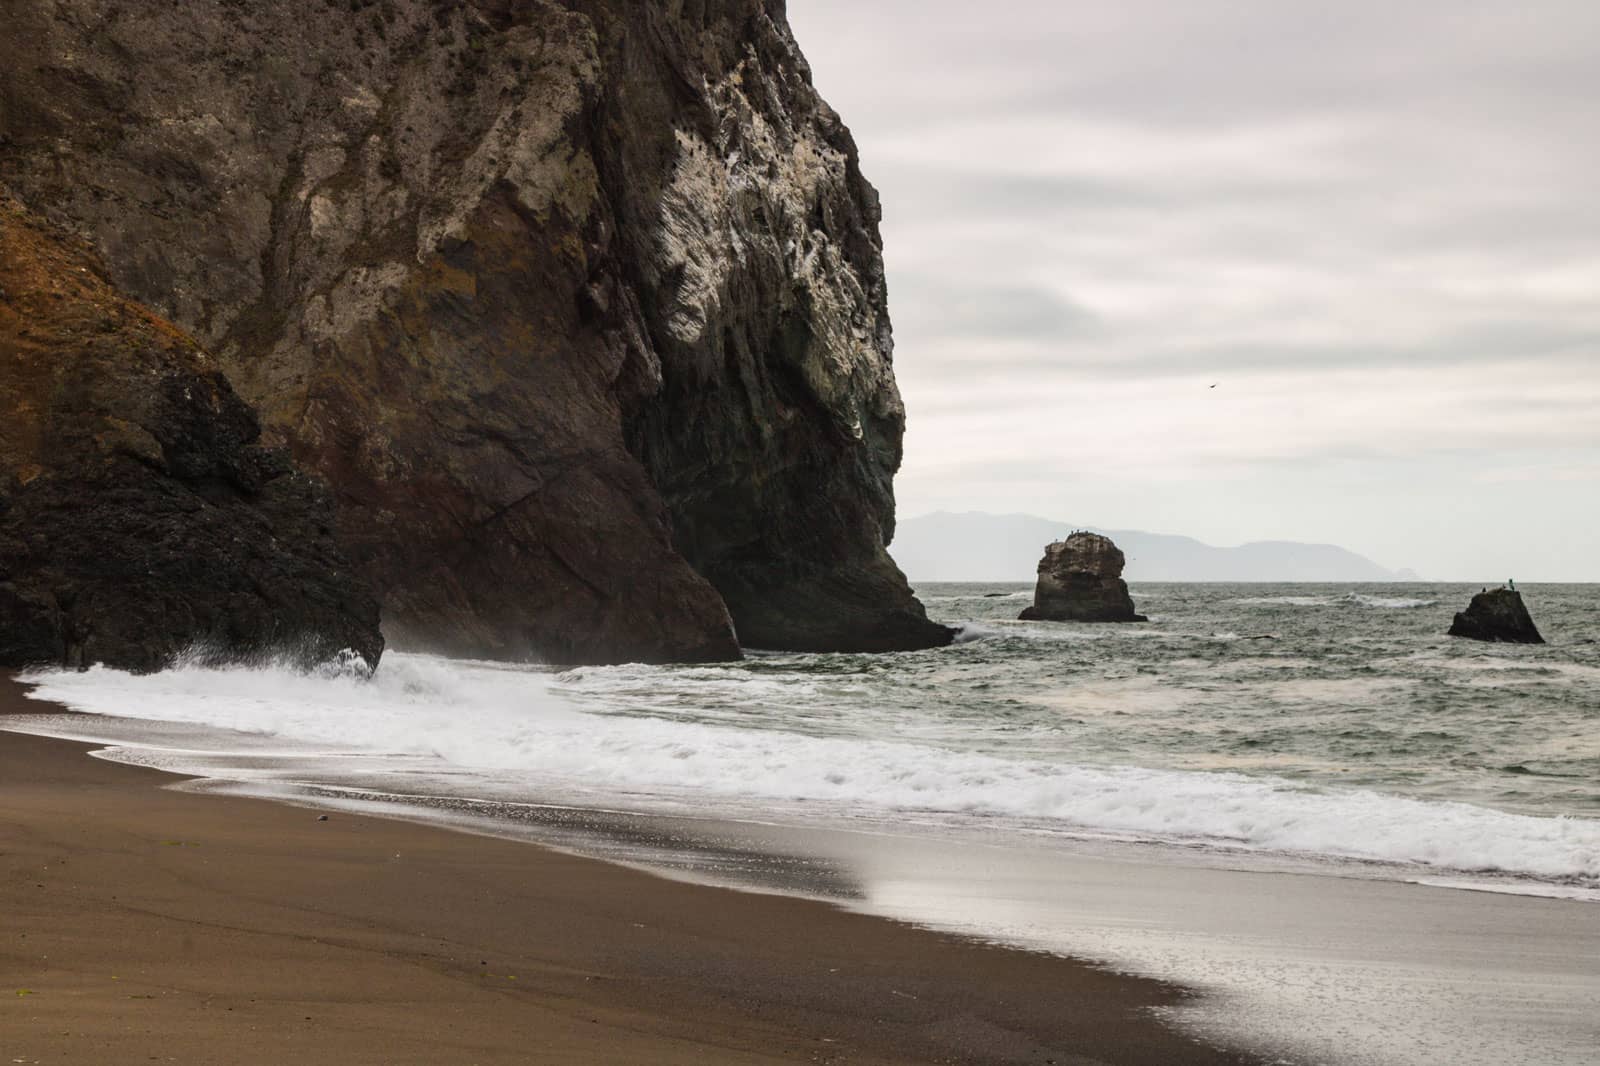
[[9, 581, 1600, 1065]]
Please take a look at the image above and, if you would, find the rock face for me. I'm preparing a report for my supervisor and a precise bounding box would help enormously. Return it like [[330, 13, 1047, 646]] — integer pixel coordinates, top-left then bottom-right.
[[0, 0, 949, 662], [1019, 533, 1147, 624], [0, 198, 383, 673], [1448, 588, 1544, 644]]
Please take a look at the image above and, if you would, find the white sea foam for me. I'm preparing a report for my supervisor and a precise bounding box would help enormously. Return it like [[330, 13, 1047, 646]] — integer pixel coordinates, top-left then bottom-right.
[[17, 654, 1600, 885], [1347, 593, 1437, 608], [1234, 593, 1436, 609], [1233, 595, 1330, 607]]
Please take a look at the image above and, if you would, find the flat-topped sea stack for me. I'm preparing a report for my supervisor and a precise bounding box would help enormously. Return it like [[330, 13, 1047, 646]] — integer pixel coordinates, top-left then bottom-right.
[[1448, 588, 1545, 644], [1019, 533, 1147, 623]]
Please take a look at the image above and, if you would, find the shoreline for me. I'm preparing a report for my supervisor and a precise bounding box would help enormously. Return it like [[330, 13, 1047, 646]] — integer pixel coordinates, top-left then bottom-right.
[[1, 674, 1252, 1065]]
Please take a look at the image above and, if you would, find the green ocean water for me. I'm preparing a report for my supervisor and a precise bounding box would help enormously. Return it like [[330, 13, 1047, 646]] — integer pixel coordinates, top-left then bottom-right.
[[16, 582, 1600, 883], [563, 582, 1600, 819]]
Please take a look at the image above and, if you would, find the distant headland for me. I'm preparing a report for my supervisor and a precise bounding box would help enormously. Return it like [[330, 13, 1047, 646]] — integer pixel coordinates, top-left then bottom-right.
[[892, 511, 1421, 583]]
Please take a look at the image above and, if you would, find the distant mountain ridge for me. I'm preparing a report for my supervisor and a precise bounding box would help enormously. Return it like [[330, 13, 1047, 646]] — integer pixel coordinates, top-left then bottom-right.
[[891, 512, 1420, 583]]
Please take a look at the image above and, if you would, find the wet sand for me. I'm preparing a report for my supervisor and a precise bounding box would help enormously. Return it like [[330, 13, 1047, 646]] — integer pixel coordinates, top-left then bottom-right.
[[177, 771, 1600, 1066], [0, 675, 1250, 1065]]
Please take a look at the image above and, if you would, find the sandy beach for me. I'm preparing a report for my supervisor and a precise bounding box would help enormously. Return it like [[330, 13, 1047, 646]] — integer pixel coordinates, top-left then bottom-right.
[[1, 675, 1252, 1065]]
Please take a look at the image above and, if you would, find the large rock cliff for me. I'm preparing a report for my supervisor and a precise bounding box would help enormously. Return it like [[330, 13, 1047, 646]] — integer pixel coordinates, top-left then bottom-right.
[[0, 0, 949, 662], [0, 198, 383, 672]]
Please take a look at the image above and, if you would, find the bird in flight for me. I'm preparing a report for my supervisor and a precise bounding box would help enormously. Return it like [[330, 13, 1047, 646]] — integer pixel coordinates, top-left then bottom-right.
[[1209, 383, 1218, 389]]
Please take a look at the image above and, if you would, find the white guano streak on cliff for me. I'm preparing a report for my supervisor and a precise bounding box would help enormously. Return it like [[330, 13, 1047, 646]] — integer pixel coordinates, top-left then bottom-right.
[[655, 63, 894, 429], [414, 23, 602, 258], [292, 20, 604, 352]]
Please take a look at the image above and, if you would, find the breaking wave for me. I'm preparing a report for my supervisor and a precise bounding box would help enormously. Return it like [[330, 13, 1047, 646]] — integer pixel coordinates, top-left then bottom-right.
[[1233, 593, 1437, 609], [18, 653, 1598, 887]]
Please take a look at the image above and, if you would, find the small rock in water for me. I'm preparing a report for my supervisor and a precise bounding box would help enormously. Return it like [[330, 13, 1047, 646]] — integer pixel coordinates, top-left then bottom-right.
[[316, 815, 329, 822], [1447, 588, 1544, 644], [1019, 533, 1147, 623]]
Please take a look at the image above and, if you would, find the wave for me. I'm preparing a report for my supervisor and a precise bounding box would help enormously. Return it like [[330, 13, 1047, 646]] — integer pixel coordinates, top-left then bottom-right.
[[18, 654, 1599, 885], [944, 621, 1163, 645], [1233, 593, 1437, 609], [1348, 593, 1438, 608], [920, 590, 1032, 604]]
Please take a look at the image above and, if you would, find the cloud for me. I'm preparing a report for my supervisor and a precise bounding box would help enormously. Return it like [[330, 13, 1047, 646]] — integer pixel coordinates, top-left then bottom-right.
[[889, 275, 1102, 341], [896, 322, 1600, 378], [789, 1, 1600, 578]]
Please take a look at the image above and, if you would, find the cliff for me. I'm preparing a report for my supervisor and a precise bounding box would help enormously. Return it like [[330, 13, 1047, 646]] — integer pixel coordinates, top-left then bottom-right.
[[0, 198, 383, 672], [0, 0, 949, 662], [1019, 533, 1147, 624]]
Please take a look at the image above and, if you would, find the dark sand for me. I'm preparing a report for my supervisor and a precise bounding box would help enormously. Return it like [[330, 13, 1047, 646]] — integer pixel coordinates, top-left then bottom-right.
[[0, 676, 1250, 1065]]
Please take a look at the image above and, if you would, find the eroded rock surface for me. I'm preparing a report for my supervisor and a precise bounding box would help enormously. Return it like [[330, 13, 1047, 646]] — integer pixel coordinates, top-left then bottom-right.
[[0, 0, 947, 661], [1448, 588, 1544, 644], [0, 198, 383, 672], [1020, 533, 1147, 624]]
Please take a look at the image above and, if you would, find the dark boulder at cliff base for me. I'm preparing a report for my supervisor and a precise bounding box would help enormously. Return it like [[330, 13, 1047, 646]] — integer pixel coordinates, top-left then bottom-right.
[[0, 0, 948, 663], [0, 199, 383, 673], [1448, 589, 1544, 644], [1020, 533, 1147, 624]]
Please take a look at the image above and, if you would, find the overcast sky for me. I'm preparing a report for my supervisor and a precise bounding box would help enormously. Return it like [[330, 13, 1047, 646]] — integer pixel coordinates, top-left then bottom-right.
[[787, 1, 1600, 581]]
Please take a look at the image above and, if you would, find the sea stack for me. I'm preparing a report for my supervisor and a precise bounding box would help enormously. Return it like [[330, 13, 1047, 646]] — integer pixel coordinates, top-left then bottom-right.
[[1448, 588, 1545, 644], [1020, 533, 1147, 623]]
